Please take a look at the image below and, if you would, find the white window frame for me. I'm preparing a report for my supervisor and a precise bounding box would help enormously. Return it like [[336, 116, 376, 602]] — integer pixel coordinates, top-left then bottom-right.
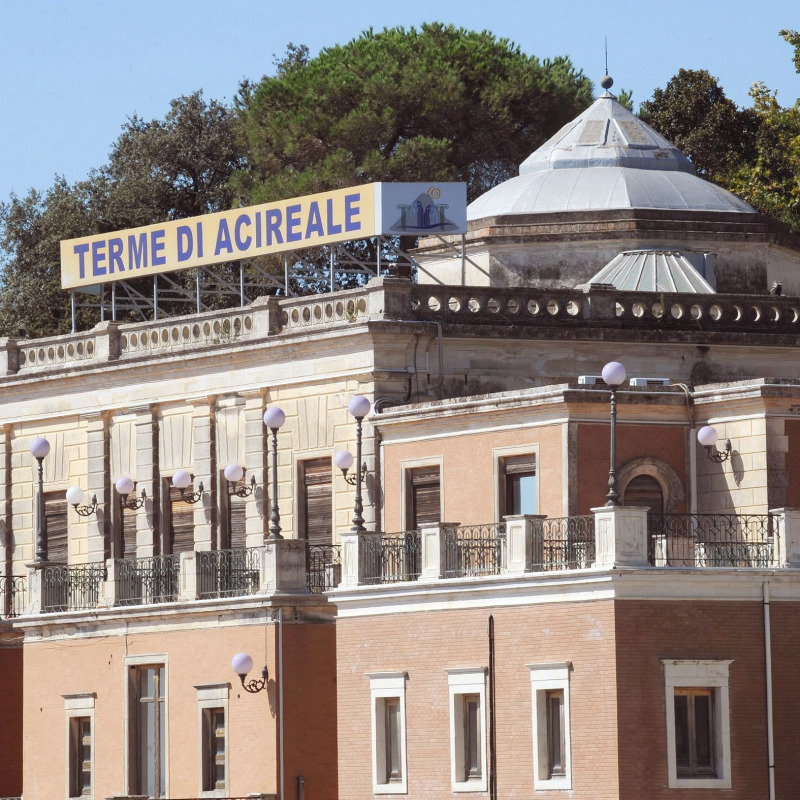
[[446, 667, 488, 793], [123, 653, 169, 798], [368, 672, 408, 795], [63, 692, 96, 799], [662, 659, 732, 789], [195, 683, 230, 798], [493, 444, 539, 522], [528, 662, 572, 791]]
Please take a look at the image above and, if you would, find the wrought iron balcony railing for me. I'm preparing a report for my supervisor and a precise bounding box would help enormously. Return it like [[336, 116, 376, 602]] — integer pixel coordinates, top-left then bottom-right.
[[197, 548, 261, 599], [444, 523, 506, 578], [361, 531, 422, 585], [115, 555, 180, 605], [0, 574, 26, 619], [533, 516, 596, 571], [647, 513, 774, 567], [306, 543, 342, 593], [42, 564, 106, 613]]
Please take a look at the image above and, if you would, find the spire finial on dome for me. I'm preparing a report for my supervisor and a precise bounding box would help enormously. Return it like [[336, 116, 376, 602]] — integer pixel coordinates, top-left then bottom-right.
[[600, 74, 614, 90]]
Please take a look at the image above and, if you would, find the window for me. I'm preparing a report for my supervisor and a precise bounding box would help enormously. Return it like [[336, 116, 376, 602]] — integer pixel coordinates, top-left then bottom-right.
[[128, 663, 167, 798], [300, 458, 333, 544], [663, 660, 732, 789], [446, 668, 487, 792], [116, 491, 139, 559], [408, 466, 441, 528], [196, 683, 229, 797], [70, 717, 92, 797], [368, 672, 408, 794], [44, 491, 69, 563], [64, 693, 95, 799], [529, 663, 572, 790], [166, 479, 194, 554], [221, 469, 247, 550], [502, 454, 537, 516]]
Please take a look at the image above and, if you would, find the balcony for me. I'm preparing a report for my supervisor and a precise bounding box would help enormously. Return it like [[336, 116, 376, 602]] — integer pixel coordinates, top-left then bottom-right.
[[0, 574, 26, 620], [338, 507, 799, 589]]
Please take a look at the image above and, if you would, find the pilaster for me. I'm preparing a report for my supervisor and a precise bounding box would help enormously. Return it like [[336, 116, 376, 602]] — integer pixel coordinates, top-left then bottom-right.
[[243, 392, 267, 547], [82, 412, 110, 563], [190, 398, 216, 551], [133, 406, 159, 558]]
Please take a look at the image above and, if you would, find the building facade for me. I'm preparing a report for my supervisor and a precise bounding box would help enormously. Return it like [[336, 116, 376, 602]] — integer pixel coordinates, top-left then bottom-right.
[[1, 87, 800, 800]]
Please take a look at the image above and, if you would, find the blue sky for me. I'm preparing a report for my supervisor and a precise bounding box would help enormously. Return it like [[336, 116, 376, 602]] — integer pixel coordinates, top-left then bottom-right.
[[1, 0, 798, 205]]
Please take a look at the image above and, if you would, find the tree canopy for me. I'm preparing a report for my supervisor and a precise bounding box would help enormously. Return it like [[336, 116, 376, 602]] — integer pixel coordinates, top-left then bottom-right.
[[0, 92, 242, 337], [234, 23, 593, 204]]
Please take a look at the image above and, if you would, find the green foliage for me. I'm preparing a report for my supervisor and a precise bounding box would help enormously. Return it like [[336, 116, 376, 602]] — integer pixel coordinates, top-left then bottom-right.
[[726, 84, 800, 231], [639, 69, 758, 180], [0, 92, 243, 336], [780, 29, 800, 74], [233, 23, 593, 204]]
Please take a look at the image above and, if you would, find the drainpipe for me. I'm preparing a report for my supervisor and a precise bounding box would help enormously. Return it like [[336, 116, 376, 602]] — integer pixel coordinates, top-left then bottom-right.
[[763, 580, 776, 800], [278, 607, 285, 800]]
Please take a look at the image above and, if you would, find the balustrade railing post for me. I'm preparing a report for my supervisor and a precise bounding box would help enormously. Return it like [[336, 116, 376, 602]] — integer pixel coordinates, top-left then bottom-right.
[[25, 563, 44, 615], [339, 531, 381, 587], [259, 539, 307, 593], [592, 505, 650, 568], [179, 551, 200, 602], [250, 295, 283, 336], [101, 558, 120, 608], [419, 523, 460, 581], [770, 508, 800, 568], [503, 514, 547, 575]]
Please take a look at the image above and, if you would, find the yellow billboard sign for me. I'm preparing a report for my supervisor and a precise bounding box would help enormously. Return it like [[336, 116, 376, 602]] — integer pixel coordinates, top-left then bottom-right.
[[60, 182, 468, 291], [60, 184, 376, 290]]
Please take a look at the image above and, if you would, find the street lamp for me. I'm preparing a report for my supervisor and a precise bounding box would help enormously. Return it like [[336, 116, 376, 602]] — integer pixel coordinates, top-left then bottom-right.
[[66, 486, 98, 517], [172, 469, 204, 504], [340, 395, 371, 532], [601, 361, 626, 507], [115, 476, 146, 510], [697, 425, 732, 463], [30, 436, 50, 562], [224, 463, 256, 497], [231, 651, 268, 694], [263, 407, 286, 540]]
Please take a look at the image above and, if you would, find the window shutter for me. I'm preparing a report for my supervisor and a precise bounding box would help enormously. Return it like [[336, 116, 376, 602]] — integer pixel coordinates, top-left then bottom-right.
[[121, 500, 138, 559], [169, 484, 195, 553], [302, 458, 332, 545], [44, 492, 69, 563], [228, 496, 247, 550], [503, 454, 537, 475], [410, 466, 441, 528]]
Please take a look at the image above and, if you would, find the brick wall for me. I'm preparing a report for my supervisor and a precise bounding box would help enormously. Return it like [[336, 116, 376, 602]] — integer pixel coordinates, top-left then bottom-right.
[[0, 641, 23, 796], [336, 600, 620, 799]]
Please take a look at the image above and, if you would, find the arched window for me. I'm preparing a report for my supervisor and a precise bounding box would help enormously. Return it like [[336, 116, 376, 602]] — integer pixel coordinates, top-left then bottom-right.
[[623, 474, 664, 515]]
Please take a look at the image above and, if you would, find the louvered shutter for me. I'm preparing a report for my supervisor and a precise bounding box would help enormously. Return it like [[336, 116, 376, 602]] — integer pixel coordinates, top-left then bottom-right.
[[228, 496, 247, 550], [302, 458, 332, 545], [169, 484, 195, 553], [120, 499, 138, 559], [503, 454, 537, 475], [44, 492, 69, 563], [410, 466, 441, 528]]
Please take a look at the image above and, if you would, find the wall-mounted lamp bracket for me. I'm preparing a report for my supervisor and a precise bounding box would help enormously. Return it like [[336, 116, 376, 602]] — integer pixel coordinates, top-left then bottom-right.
[[71, 494, 99, 518], [705, 440, 732, 463], [238, 665, 269, 694], [229, 474, 257, 498], [121, 487, 147, 510], [341, 463, 368, 487]]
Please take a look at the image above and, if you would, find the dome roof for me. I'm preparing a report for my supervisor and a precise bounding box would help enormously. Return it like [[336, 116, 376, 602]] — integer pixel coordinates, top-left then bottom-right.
[[468, 92, 755, 219], [585, 249, 715, 294]]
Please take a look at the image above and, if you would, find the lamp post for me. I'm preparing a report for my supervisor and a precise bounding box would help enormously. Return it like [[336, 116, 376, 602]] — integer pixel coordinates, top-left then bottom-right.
[[231, 651, 268, 694], [30, 436, 50, 562], [65, 486, 98, 517], [340, 395, 371, 532], [601, 361, 627, 507], [697, 425, 732, 463], [224, 463, 256, 497], [115, 476, 146, 510], [263, 407, 286, 540]]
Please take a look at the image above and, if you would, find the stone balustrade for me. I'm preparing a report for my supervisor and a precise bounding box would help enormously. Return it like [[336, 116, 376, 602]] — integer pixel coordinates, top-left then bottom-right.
[[4, 278, 800, 377]]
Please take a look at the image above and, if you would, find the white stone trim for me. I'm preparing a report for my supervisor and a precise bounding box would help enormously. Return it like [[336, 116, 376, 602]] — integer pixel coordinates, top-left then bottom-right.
[[63, 693, 96, 800], [662, 659, 733, 789], [195, 683, 230, 798], [528, 662, 572, 791], [492, 444, 539, 522], [123, 653, 170, 798], [399, 455, 444, 531], [445, 667, 488, 792], [368, 671, 408, 795]]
